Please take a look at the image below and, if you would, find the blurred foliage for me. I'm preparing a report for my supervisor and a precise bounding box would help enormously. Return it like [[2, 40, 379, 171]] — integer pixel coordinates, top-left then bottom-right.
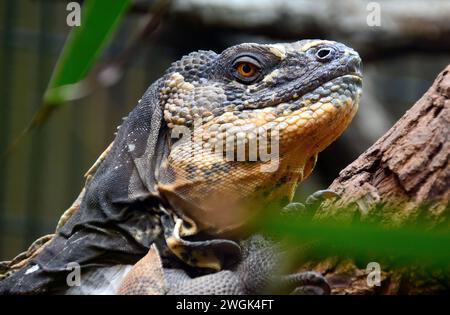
[[44, 0, 129, 106], [256, 207, 450, 270], [2, 0, 130, 174]]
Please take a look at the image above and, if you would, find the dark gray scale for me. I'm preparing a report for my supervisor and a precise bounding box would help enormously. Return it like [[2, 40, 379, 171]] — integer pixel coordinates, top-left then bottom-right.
[[166, 50, 217, 83]]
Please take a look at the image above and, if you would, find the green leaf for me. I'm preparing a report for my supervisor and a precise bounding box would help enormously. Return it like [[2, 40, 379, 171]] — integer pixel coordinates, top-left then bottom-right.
[[43, 0, 130, 107], [258, 212, 450, 270]]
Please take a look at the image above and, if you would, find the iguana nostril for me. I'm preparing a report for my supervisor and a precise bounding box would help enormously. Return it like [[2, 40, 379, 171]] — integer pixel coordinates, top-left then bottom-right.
[[347, 55, 363, 75], [315, 47, 334, 61]]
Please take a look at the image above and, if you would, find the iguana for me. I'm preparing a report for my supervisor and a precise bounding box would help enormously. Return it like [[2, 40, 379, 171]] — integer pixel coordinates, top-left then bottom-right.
[[0, 39, 362, 294]]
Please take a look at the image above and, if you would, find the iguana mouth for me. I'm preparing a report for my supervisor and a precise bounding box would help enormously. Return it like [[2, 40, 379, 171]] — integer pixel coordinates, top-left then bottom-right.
[[252, 63, 363, 112], [258, 74, 362, 117]]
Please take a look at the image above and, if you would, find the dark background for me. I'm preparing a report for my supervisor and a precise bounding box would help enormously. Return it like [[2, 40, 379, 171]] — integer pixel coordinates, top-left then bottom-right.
[[0, 0, 449, 260]]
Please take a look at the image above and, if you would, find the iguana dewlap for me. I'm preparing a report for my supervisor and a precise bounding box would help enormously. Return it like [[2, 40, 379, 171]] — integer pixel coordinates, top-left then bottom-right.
[[0, 40, 362, 294]]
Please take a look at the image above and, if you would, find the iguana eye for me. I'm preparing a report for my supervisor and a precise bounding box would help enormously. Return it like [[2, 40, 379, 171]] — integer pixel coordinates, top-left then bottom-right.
[[236, 62, 258, 77], [315, 47, 335, 61], [232, 56, 261, 84]]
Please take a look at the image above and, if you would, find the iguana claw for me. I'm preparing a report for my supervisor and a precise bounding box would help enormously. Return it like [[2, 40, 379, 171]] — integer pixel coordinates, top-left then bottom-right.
[[280, 202, 307, 217], [305, 189, 340, 206], [281, 189, 340, 217]]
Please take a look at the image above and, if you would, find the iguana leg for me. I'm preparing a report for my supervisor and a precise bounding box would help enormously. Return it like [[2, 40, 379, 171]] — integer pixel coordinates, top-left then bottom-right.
[[117, 245, 243, 295], [163, 236, 330, 295], [165, 269, 243, 295], [236, 235, 330, 295], [164, 268, 330, 295], [117, 235, 330, 295], [282, 189, 340, 217]]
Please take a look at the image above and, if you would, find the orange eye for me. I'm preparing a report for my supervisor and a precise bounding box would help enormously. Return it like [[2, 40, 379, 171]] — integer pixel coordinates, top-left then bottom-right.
[[235, 62, 258, 78], [232, 56, 261, 84]]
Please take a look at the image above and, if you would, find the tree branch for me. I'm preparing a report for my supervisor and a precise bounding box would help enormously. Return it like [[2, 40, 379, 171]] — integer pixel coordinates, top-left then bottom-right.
[[307, 65, 450, 294]]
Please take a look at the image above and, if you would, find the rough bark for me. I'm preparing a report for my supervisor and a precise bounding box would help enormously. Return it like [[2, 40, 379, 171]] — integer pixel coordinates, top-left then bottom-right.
[[305, 65, 449, 294]]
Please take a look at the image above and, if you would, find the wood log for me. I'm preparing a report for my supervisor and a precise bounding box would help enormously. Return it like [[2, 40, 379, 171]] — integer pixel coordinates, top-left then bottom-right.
[[306, 65, 449, 294]]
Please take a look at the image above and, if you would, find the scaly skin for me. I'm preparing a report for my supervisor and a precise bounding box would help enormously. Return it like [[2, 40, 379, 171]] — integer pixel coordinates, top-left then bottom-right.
[[0, 40, 362, 294]]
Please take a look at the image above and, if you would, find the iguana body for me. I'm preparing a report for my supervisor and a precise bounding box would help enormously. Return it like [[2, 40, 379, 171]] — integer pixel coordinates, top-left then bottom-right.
[[0, 40, 362, 294]]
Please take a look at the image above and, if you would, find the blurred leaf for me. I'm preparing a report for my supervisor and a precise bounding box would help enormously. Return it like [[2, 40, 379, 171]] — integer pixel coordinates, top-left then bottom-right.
[[258, 212, 450, 270], [1, 0, 135, 158], [43, 0, 130, 108]]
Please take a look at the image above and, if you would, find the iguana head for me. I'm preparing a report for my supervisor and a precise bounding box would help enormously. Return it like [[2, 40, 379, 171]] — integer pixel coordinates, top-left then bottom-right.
[[157, 40, 362, 235]]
